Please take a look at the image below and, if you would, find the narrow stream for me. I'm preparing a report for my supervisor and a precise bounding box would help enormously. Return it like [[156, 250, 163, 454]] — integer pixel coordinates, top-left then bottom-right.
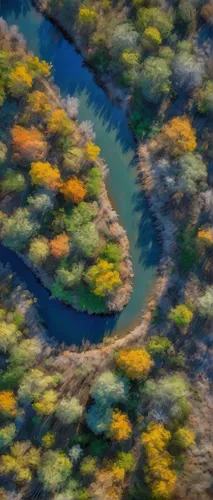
[[0, 0, 159, 345]]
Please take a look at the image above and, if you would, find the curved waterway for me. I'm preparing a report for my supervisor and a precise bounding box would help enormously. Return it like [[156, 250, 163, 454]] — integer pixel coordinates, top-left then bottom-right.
[[0, 0, 159, 345]]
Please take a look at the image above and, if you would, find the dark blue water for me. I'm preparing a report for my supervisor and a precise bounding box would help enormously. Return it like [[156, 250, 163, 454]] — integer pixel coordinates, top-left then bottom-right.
[[0, 0, 159, 345]]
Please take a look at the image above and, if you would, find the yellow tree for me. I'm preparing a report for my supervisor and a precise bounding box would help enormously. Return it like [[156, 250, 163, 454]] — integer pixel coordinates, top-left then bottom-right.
[[161, 117, 196, 156], [47, 109, 75, 136], [86, 259, 122, 296], [116, 348, 153, 379], [83, 142, 100, 161], [30, 162, 61, 191], [8, 65, 32, 98], [109, 410, 132, 441], [0, 391, 17, 418], [27, 91, 51, 116]]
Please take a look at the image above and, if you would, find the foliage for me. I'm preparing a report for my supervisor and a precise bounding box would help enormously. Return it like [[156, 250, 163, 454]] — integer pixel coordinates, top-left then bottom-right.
[[161, 117, 196, 156], [177, 153, 207, 194], [80, 456, 97, 476], [27, 192, 53, 215], [142, 27, 162, 48], [0, 441, 41, 483], [8, 65, 32, 98], [116, 348, 153, 379], [55, 262, 84, 290], [50, 233, 70, 259], [0, 321, 21, 352], [38, 450, 72, 491], [47, 109, 75, 136], [168, 304, 193, 327], [18, 369, 56, 403], [91, 370, 128, 406], [2, 208, 38, 250], [173, 427, 195, 450], [85, 259, 121, 296], [173, 52, 204, 91], [12, 125, 48, 162], [1, 169, 26, 194], [146, 336, 172, 357], [83, 142, 100, 161], [109, 410, 132, 441], [27, 56, 51, 78], [65, 202, 97, 233], [0, 423, 16, 449], [56, 396, 83, 425], [60, 177, 87, 203], [63, 147, 84, 171], [100, 243, 121, 265], [33, 390, 57, 416], [78, 5, 98, 27], [9, 338, 42, 370], [115, 451, 136, 473], [137, 8, 174, 38], [30, 161, 61, 190], [27, 90, 51, 115], [42, 433, 56, 449], [198, 81, 213, 114], [0, 142, 7, 165], [86, 167, 102, 198], [141, 57, 171, 103], [197, 286, 213, 319], [111, 23, 140, 58], [72, 222, 100, 258], [0, 391, 17, 418], [87, 403, 112, 435], [29, 237, 49, 264]]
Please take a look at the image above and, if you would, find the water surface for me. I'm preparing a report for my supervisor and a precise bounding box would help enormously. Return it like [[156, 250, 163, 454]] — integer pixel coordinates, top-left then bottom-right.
[[0, 0, 159, 345]]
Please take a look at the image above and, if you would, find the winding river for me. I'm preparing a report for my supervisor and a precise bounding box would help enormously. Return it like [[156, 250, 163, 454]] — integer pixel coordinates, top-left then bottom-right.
[[0, 0, 159, 345]]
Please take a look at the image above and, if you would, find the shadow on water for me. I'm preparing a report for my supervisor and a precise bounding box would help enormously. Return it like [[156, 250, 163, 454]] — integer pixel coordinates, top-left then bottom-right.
[[0, 0, 159, 346]]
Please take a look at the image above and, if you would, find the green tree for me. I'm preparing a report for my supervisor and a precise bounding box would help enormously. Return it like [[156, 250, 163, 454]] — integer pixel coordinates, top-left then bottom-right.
[[177, 153, 207, 194], [86, 167, 102, 198], [66, 202, 98, 233], [111, 24, 140, 58], [0, 321, 22, 352], [38, 450, 72, 491], [168, 304, 193, 327], [1, 169, 26, 193], [80, 456, 97, 476], [91, 371, 128, 406], [198, 81, 213, 114], [100, 243, 121, 265], [0, 423, 16, 449], [2, 208, 38, 251], [9, 338, 42, 369], [137, 8, 173, 38], [29, 237, 49, 265], [146, 336, 172, 357], [73, 222, 100, 258], [56, 397, 83, 425], [197, 287, 213, 319], [18, 369, 56, 403], [141, 57, 171, 103]]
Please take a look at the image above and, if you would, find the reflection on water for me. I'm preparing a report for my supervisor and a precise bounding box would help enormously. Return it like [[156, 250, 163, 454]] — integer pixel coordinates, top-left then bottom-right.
[[0, 1, 159, 345]]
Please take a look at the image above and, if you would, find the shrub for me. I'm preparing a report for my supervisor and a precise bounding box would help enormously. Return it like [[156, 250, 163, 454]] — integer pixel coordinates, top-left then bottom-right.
[[2, 208, 38, 250], [168, 304, 193, 327], [91, 370, 128, 406], [8, 65, 32, 98], [60, 177, 87, 203], [141, 57, 171, 103], [85, 259, 121, 296], [109, 410, 132, 441], [12, 125, 48, 162], [55, 262, 84, 289], [29, 237, 49, 264], [116, 348, 153, 379], [161, 117, 196, 156], [56, 397, 83, 425], [30, 161, 61, 190], [72, 222, 100, 258], [49, 233, 70, 259], [38, 450, 72, 491]]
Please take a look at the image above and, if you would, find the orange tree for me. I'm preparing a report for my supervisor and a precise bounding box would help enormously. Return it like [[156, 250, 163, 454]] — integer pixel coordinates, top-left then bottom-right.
[[0, 391, 17, 419], [30, 161, 61, 191], [49, 233, 70, 259], [161, 117, 196, 156], [60, 177, 87, 203], [116, 347, 153, 379], [109, 410, 132, 441], [12, 125, 48, 162]]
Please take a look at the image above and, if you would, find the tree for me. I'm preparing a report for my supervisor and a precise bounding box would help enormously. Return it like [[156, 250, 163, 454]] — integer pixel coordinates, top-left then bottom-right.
[[38, 450, 72, 491], [65, 202, 97, 233], [0, 142, 7, 165], [47, 109, 75, 137], [115, 452, 136, 473], [0, 391, 17, 418], [85, 259, 121, 297], [142, 27, 162, 49], [27, 192, 53, 215], [49, 233, 70, 259], [177, 152, 207, 194], [121, 49, 140, 68], [137, 8, 173, 38], [141, 57, 171, 103], [197, 228, 213, 246], [0, 424, 16, 449], [42, 433, 56, 449], [9, 338, 42, 369], [55, 262, 84, 290], [63, 147, 84, 172], [116, 348, 153, 379], [56, 397, 83, 425], [33, 390, 57, 417], [168, 304, 193, 327], [178, 0, 196, 26], [80, 456, 97, 476], [60, 177, 87, 203], [18, 369, 56, 403], [0, 321, 22, 352], [30, 161, 61, 190], [8, 65, 32, 98], [197, 286, 213, 319], [91, 371, 128, 407], [29, 237, 49, 265], [87, 403, 112, 435], [100, 243, 121, 265], [12, 125, 48, 163], [86, 167, 102, 198], [27, 90, 51, 116], [111, 24, 140, 58], [161, 117, 196, 156], [146, 336, 172, 357], [200, 3, 213, 23], [1, 170, 26, 194], [198, 81, 213, 114], [78, 5, 98, 28], [173, 52, 204, 91], [72, 222, 100, 258], [173, 427, 195, 450], [2, 208, 38, 250], [0, 441, 41, 483], [83, 142, 100, 161], [109, 410, 132, 441], [27, 56, 51, 78]]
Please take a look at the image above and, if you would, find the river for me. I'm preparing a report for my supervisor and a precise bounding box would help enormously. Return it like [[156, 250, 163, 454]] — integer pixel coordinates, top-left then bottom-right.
[[0, 0, 159, 346]]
